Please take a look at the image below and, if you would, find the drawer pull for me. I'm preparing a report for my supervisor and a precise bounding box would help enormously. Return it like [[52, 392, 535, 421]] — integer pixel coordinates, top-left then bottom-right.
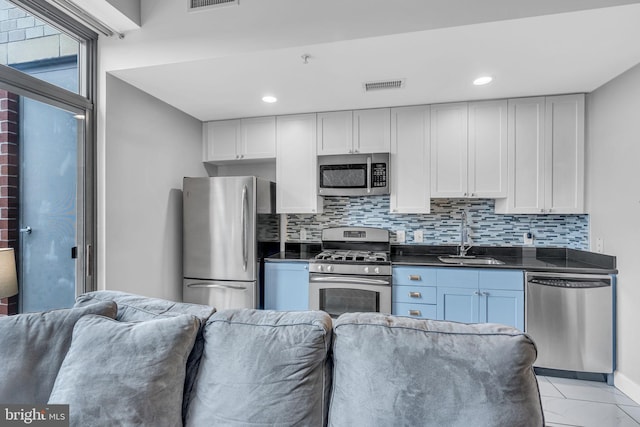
[[408, 310, 422, 316], [409, 275, 422, 281], [409, 292, 422, 298]]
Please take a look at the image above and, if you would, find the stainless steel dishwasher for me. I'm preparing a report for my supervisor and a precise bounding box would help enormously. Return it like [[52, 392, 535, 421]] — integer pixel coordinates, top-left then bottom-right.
[[525, 271, 614, 382]]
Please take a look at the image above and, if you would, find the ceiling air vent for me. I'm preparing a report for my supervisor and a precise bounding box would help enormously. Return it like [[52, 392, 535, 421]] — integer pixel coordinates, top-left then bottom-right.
[[189, 0, 239, 12], [363, 79, 405, 92]]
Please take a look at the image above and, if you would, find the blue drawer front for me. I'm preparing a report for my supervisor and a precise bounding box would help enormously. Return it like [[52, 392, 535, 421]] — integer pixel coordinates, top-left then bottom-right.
[[393, 266, 437, 287], [392, 302, 437, 319], [479, 270, 524, 291], [393, 285, 437, 304], [436, 268, 479, 288]]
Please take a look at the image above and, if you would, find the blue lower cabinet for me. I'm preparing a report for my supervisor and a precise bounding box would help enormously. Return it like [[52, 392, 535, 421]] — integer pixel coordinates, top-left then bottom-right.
[[437, 287, 479, 324], [264, 262, 309, 311], [480, 289, 524, 331]]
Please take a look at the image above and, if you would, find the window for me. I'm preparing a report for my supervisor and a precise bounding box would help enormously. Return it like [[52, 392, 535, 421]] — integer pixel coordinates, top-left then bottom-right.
[[0, 0, 96, 314]]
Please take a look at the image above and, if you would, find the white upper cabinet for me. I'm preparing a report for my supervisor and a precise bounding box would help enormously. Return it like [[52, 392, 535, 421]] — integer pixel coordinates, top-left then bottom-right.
[[468, 100, 508, 198], [317, 111, 353, 155], [203, 119, 240, 161], [430, 103, 469, 197], [430, 101, 507, 198], [495, 94, 584, 214], [276, 114, 323, 214], [544, 94, 585, 214], [317, 108, 390, 155], [390, 105, 431, 213], [353, 108, 391, 154], [203, 116, 276, 162]]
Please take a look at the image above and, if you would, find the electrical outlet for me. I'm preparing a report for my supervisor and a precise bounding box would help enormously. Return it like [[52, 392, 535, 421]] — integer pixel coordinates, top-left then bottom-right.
[[300, 228, 307, 241], [596, 238, 604, 253], [413, 230, 424, 243], [396, 230, 406, 243], [523, 232, 534, 245]]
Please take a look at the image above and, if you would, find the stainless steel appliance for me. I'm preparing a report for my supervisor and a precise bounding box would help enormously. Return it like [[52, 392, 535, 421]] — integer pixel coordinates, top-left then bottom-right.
[[309, 227, 391, 317], [525, 271, 614, 382], [182, 176, 276, 309], [318, 153, 389, 196]]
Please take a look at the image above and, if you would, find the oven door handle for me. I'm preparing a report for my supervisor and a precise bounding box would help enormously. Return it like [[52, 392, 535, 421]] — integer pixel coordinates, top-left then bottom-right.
[[310, 275, 390, 286]]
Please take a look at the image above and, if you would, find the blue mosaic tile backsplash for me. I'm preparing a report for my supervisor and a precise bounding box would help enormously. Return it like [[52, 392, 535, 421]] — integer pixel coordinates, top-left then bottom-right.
[[286, 196, 589, 249]]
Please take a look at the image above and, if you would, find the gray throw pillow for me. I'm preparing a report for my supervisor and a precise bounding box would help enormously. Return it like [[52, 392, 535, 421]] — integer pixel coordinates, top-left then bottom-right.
[[185, 309, 333, 427], [0, 301, 117, 404], [329, 313, 544, 427], [74, 290, 215, 423], [48, 313, 200, 427]]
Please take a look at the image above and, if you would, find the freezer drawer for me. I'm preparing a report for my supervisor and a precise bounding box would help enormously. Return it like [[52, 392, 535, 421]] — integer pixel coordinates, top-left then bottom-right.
[[525, 272, 613, 374], [183, 279, 257, 310]]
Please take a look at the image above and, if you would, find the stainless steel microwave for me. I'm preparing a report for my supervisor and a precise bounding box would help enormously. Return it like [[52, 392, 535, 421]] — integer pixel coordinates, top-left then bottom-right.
[[318, 153, 389, 196]]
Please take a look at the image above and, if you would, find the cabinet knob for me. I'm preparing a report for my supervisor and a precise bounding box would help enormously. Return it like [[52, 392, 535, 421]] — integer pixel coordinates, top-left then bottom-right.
[[408, 310, 422, 317], [464, 192, 468, 197], [540, 209, 545, 213], [236, 155, 240, 159], [409, 292, 422, 298], [409, 275, 421, 281], [471, 193, 476, 197]]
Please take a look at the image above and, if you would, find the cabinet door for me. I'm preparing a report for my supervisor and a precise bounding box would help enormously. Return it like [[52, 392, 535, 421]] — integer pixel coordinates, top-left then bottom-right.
[[204, 119, 240, 161], [264, 262, 309, 311], [353, 108, 391, 153], [241, 116, 276, 160], [495, 98, 545, 214], [468, 100, 508, 198], [317, 111, 353, 155], [276, 114, 323, 214], [437, 287, 478, 323], [430, 103, 468, 197], [390, 106, 430, 213], [544, 94, 585, 214], [479, 289, 524, 331]]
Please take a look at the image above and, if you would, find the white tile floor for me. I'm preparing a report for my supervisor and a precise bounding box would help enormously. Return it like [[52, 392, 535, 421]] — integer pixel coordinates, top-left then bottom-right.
[[538, 375, 640, 426]]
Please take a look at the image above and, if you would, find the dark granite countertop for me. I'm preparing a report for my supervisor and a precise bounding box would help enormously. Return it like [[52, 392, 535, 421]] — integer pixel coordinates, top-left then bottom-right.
[[266, 243, 617, 274], [391, 245, 617, 274]]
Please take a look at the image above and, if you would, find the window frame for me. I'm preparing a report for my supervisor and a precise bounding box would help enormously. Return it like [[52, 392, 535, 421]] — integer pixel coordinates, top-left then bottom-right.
[[0, 0, 98, 296]]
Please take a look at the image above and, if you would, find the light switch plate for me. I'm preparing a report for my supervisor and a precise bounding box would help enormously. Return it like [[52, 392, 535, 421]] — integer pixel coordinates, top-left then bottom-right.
[[396, 230, 406, 243], [414, 230, 424, 243], [523, 232, 534, 245], [596, 238, 604, 253]]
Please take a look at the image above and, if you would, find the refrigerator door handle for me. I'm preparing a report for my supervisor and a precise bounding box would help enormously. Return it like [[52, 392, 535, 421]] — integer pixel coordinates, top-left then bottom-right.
[[186, 282, 248, 291], [241, 184, 248, 272]]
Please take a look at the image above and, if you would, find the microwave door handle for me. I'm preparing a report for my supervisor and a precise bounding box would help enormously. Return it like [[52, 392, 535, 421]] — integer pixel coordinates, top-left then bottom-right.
[[366, 156, 372, 194]]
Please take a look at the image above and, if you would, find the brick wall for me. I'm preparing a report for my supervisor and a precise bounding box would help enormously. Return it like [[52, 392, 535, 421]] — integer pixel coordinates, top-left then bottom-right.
[[0, 89, 18, 316]]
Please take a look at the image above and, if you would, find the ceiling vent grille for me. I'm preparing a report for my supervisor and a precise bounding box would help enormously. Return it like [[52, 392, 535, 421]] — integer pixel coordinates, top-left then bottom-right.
[[363, 79, 405, 92], [189, 0, 239, 12]]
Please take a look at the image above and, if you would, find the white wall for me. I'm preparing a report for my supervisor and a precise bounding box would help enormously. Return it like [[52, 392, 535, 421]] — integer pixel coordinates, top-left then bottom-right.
[[103, 74, 206, 300], [586, 63, 640, 402]]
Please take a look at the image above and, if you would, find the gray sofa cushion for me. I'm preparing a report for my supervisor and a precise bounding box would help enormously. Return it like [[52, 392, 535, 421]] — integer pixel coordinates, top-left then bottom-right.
[[329, 313, 544, 427], [74, 290, 215, 421], [185, 309, 333, 427], [48, 313, 199, 427], [0, 301, 117, 404]]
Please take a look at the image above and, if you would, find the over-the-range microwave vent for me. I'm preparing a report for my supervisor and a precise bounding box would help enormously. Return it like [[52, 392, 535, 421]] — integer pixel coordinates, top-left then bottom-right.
[[363, 79, 405, 92], [189, 0, 238, 12]]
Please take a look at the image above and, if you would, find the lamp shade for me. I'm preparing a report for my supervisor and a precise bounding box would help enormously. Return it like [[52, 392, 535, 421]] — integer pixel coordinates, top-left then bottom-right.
[[0, 248, 18, 299]]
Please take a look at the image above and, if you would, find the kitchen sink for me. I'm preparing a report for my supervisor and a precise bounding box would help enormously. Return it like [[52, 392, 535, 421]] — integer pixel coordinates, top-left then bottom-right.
[[437, 256, 505, 265]]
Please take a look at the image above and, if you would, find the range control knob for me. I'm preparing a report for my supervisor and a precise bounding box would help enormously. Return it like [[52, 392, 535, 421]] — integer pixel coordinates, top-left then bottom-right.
[[316, 265, 323, 272], [374, 267, 380, 274], [364, 267, 370, 273], [326, 265, 333, 273]]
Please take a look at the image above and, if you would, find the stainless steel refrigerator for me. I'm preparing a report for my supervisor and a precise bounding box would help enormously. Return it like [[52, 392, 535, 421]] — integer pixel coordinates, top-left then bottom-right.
[[182, 176, 277, 309]]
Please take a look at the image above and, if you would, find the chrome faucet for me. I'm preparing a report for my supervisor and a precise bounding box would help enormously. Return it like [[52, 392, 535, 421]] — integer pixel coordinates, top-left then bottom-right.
[[458, 211, 472, 257]]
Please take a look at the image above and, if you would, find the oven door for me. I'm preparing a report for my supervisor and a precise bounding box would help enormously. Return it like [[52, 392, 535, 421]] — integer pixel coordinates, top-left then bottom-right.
[[309, 275, 391, 317]]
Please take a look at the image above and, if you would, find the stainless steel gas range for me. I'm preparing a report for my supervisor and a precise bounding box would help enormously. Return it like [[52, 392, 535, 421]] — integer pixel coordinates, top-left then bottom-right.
[[309, 227, 391, 318]]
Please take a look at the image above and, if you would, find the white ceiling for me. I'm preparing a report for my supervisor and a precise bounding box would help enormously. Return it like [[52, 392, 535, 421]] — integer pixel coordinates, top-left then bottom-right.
[[98, 0, 640, 121]]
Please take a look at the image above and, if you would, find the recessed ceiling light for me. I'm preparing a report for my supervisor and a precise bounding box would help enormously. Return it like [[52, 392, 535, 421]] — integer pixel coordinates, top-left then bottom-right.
[[473, 76, 493, 86], [262, 95, 277, 103]]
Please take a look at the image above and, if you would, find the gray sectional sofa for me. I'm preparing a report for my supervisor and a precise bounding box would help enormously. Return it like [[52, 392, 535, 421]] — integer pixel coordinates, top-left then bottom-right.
[[0, 290, 544, 426]]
